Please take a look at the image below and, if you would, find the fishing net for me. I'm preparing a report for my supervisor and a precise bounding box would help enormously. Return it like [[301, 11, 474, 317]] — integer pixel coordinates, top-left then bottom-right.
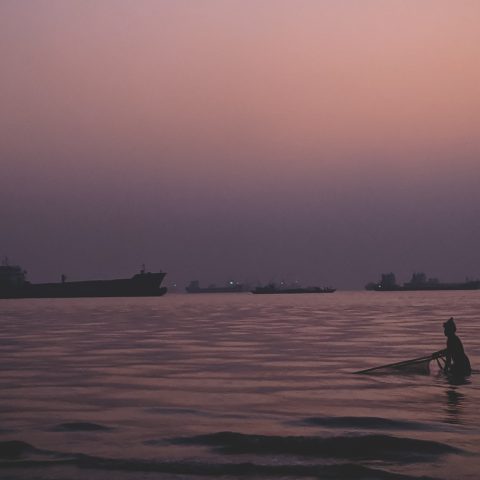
[[388, 358, 432, 374], [355, 350, 447, 375]]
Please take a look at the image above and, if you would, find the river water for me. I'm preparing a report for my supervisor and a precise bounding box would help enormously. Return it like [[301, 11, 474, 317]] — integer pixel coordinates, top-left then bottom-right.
[[0, 291, 478, 479]]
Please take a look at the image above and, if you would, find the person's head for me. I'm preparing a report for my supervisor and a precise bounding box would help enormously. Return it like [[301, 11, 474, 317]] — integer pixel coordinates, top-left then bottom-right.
[[443, 317, 456, 337]]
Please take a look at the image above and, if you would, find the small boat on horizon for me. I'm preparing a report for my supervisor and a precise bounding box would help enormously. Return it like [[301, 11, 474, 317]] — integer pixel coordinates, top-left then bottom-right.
[[366, 272, 480, 292], [251, 283, 336, 294], [185, 280, 245, 293]]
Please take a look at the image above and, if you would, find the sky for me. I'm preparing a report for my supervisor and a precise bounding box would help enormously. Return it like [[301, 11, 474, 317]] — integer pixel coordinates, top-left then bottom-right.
[[1, 0, 480, 290]]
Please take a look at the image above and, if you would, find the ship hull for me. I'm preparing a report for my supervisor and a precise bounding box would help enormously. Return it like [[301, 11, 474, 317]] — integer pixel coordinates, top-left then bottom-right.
[[186, 287, 245, 293], [0, 272, 167, 299], [185, 280, 245, 293], [251, 287, 336, 294], [374, 282, 480, 292]]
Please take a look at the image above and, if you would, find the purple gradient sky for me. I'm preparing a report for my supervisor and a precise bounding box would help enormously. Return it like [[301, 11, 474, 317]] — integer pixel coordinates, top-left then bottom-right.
[[1, 1, 480, 289]]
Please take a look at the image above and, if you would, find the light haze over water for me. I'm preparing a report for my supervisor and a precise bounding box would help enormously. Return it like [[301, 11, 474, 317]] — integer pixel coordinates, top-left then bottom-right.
[[2, 1, 480, 289]]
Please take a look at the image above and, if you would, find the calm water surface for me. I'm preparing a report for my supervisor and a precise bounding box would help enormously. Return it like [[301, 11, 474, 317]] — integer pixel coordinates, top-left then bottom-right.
[[0, 291, 479, 479]]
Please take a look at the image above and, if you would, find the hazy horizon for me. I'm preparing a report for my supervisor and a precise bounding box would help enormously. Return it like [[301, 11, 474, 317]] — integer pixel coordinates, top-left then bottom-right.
[[1, 1, 479, 290]]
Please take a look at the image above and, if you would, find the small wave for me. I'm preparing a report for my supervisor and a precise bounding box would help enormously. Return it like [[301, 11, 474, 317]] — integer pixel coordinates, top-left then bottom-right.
[[0, 440, 64, 461], [144, 406, 247, 420], [0, 438, 443, 479], [145, 406, 204, 415], [170, 431, 461, 461], [0, 441, 38, 460], [0, 450, 439, 480], [75, 458, 437, 479], [301, 416, 429, 431], [51, 422, 112, 432], [0, 428, 15, 434]]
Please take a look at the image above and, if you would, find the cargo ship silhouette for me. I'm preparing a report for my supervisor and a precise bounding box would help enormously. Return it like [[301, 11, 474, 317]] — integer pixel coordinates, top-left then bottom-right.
[[185, 280, 245, 293], [251, 283, 336, 294], [0, 260, 167, 298], [366, 272, 480, 291]]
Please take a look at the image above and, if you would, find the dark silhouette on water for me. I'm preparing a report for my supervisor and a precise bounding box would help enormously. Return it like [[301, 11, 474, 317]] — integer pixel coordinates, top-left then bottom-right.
[[0, 260, 167, 298], [355, 318, 472, 377], [251, 283, 336, 294], [366, 272, 480, 291], [442, 317, 471, 378], [185, 280, 245, 293], [354, 350, 446, 374], [444, 387, 465, 425]]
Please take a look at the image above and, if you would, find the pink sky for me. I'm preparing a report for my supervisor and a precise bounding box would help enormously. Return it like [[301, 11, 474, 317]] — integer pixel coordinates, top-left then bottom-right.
[[1, 1, 480, 288]]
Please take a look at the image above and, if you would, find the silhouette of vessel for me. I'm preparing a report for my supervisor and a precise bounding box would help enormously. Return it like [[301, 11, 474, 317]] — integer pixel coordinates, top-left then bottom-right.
[[185, 280, 245, 293], [367, 272, 480, 292], [0, 261, 167, 299], [251, 284, 336, 294]]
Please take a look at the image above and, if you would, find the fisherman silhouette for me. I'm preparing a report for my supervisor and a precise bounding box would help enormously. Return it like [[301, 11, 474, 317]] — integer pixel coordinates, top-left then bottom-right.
[[443, 317, 471, 377]]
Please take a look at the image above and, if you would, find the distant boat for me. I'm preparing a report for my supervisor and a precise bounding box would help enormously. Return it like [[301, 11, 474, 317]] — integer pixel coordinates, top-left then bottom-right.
[[251, 284, 336, 294], [367, 272, 480, 292], [185, 280, 245, 293], [0, 261, 167, 299]]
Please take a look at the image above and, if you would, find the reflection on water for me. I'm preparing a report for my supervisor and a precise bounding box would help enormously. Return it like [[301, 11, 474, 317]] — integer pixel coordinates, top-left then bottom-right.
[[444, 387, 465, 425], [0, 291, 478, 479]]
